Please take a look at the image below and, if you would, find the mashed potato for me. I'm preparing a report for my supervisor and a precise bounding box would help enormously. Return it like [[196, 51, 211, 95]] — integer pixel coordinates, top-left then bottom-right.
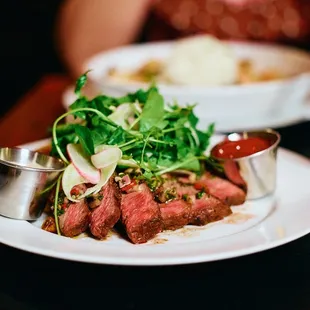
[[162, 35, 238, 86]]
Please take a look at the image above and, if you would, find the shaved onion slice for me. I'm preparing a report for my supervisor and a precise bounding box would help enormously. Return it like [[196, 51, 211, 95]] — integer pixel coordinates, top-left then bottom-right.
[[78, 162, 117, 198], [62, 163, 88, 202], [62, 162, 117, 202], [108, 103, 135, 129], [95, 145, 137, 168], [91, 146, 122, 169], [67, 144, 100, 184], [117, 158, 139, 168], [94, 144, 116, 153]]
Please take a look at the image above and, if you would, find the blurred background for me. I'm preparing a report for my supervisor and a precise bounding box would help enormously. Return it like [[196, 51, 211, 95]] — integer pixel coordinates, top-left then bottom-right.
[[1, 1, 63, 116], [2, 0, 310, 117]]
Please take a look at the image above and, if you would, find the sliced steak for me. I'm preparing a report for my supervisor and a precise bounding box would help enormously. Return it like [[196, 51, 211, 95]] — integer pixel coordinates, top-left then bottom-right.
[[89, 177, 121, 239], [223, 160, 247, 191], [59, 199, 90, 237], [155, 179, 197, 203], [157, 178, 232, 229], [41, 216, 56, 233], [46, 184, 90, 237], [160, 199, 191, 230], [189, 194, 232, 225], [121, 183, 162, 244], [197, 172, 246, 206]]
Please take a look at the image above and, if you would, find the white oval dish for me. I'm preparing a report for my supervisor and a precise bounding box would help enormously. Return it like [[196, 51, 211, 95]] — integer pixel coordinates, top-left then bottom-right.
[[73, 41, 310, 132], [0, 136, 310, 265]]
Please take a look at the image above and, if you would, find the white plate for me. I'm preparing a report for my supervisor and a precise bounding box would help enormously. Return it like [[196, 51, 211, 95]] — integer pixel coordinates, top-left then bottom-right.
[[78, 40, 310, 132], [0, 137, 310, 265]]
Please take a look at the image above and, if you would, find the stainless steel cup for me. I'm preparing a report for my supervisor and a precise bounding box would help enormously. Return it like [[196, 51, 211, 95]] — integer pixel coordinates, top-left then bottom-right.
[[0, 147, 66, 220], [210, 129, 281, 200]]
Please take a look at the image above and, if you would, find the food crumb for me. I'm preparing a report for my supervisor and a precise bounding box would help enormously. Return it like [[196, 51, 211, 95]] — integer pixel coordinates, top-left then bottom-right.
[[276, 226, 285, 238], [177, 227, 196, 237], [224, 212, 254, 224], [73, 229, 116, 241], [152, 238, 168, 244], [73, 232, 88, 239]]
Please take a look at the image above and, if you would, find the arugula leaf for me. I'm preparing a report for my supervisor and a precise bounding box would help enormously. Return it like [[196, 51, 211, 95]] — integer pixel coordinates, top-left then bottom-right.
[[89, 96, 113, 116], [74, 125, 94, 155], [197, 123, 215, 150], [175, 140, 192, 160], [69, 97, 89, 119], [51, 133, 77, 157], [188, 109, 199, 127], [55, 123, 79, 137], [179, 157, 200, 172], [206, 122, 215, 138], [91, 126, 111, 147], [74, 70, 91, 98], [139, 89, 166, 132], [107, 126, 126, 145], [134, 86, 158, 103]]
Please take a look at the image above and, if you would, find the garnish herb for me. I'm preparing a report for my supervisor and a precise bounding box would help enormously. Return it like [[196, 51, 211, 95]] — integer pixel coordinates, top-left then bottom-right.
[[165, 189, 177, 201], [196, 191, 205, 199], [182, 194, 189, 201], [75, 70, 91, 98], [53, 173, 63, 236], [52, 72, 215, 179]]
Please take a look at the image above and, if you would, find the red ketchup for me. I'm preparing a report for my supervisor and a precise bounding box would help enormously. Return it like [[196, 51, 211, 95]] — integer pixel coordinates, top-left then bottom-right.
[[211, 137, 271, 159]]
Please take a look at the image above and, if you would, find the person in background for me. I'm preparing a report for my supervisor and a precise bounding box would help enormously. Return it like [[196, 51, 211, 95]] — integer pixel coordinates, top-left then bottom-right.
[[56, 0, 310, 77], [1, 0, 310, 117]]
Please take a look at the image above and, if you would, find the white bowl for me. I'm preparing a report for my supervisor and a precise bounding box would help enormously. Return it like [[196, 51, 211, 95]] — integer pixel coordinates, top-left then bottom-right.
[[68, 41, 310, 132]]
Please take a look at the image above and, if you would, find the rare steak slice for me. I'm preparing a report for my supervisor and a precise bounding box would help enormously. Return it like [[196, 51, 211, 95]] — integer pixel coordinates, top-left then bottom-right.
[[222, 160, 247, 190], [121, 183, 162, 244], [155, 179, 197, 203], [159, 199, 191, 231], [196, 172, 246, 206], [46, 184, 90, 237], [189, 194, 232, 225], [59, 199, 90, 237], [156, 178, 232, 229], [89, 176, 121, 239]]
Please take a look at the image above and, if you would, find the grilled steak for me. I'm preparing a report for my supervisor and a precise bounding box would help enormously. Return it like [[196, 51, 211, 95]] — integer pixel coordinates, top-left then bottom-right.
[[157, 178, 232, 228], [59, 199, 90, 237], [45, 184, 90, 237], [155, 179, 196, 203], [189, 194, 232, 225], [197, 172, 246, 206], [41, 216, 56, 233], [160, 199, 191, 230], [89, 176, 121, 239], [121, 183, 162, 244], [223, 160, 247, 191]]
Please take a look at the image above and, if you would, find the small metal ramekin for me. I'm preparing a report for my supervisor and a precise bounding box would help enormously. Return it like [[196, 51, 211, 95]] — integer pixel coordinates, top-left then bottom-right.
[[210, 129, 281, 200], [0, 147, 66, 220]]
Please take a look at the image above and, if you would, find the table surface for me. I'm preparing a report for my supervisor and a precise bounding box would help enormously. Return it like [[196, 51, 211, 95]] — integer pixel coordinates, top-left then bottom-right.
[[1, 75, 310, 309]]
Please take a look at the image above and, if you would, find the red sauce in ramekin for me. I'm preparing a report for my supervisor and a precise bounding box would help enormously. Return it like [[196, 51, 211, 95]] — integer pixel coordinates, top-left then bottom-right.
[[211, 137, 271, 159]]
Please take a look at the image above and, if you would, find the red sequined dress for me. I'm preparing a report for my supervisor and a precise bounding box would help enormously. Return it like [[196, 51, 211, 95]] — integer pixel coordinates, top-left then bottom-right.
[[145, 0, 310, 46]]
